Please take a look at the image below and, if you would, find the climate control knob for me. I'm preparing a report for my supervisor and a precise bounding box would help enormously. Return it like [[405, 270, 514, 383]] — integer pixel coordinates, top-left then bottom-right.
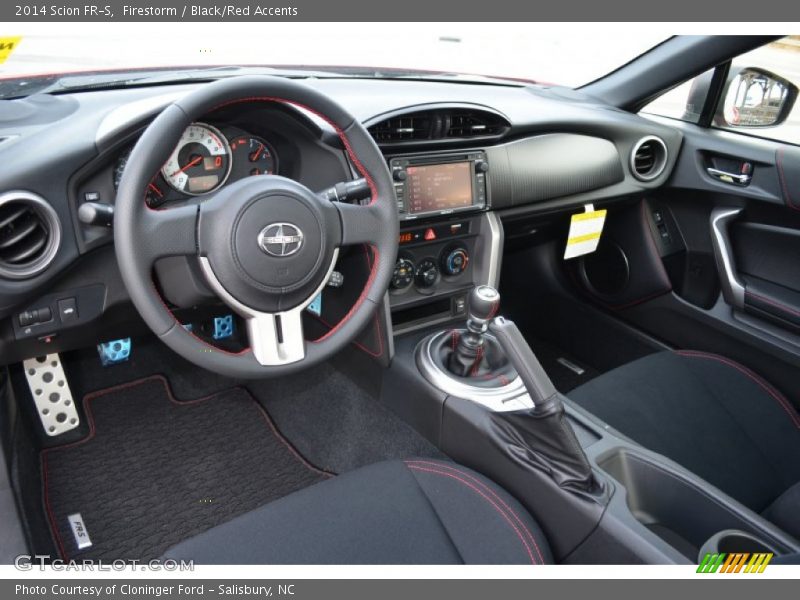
[[441, 246, 470, 277], [391, 257, 415, 290], [415, 259, 439, 289]]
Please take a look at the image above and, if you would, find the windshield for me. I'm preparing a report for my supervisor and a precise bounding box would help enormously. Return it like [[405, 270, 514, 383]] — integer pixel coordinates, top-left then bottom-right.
[[1, 23, 667, 95]]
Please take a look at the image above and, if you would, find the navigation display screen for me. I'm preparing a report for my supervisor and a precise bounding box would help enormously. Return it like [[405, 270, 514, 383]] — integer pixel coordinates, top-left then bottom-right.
[[406, 162, 473, 214]]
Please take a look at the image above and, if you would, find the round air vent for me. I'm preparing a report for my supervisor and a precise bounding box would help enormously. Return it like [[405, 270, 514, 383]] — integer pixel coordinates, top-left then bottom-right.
[[0, 191, 61, 279], [630, 136, 668, 181]]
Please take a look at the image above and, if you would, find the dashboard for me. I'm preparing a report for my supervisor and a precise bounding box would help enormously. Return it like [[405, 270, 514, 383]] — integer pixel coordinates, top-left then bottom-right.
[[0, 76, 684, 363]]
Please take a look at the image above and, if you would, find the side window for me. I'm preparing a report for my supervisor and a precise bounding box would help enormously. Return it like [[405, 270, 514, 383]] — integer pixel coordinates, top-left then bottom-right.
[[643, 36, 800, 146]]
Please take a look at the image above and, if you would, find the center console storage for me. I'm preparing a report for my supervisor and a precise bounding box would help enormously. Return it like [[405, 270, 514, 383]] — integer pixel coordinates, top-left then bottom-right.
[[597, 448, 787, 561]]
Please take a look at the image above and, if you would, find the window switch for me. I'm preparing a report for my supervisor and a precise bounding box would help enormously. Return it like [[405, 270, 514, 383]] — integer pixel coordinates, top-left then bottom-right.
[[58, 297, 78, 324]]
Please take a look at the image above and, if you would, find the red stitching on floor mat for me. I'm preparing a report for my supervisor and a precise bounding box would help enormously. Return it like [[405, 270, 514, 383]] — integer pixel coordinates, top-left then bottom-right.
[[40, 375, 332, 561]]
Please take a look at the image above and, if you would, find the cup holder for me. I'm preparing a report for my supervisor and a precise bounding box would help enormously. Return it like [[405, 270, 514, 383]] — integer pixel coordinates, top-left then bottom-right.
[[698, 529, 779, 563]]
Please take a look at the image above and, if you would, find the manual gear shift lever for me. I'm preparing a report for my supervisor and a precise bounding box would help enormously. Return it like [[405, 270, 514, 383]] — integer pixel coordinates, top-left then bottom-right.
[[466, 285, 501, 332], [448, 286, 501, 377]]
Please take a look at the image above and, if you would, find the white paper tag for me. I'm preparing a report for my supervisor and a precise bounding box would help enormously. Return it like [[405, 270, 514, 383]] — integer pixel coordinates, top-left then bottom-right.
[[563, 204, 607, 260]]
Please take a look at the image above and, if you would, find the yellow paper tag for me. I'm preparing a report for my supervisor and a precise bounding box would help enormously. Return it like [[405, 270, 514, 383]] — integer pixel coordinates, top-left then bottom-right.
[[0, 37, 22, 65], [564, 206, 607, 260]]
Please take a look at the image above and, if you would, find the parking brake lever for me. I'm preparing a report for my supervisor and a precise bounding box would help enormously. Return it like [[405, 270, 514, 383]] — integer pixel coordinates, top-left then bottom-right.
[[489, 316, 599, 494], [489, 316, 558, 410]]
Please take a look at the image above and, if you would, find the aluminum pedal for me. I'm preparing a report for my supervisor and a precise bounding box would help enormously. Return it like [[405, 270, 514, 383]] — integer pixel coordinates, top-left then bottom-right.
[[22, 353, 80, 437]]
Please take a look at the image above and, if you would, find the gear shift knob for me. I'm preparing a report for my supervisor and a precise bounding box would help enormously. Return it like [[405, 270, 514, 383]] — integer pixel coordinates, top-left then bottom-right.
[[467, 285, 501, 332], [447, 285, 500, 377]]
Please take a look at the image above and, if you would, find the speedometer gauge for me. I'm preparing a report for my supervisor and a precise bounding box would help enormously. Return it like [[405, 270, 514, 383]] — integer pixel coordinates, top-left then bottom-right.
[[161, 123, 232, 195]]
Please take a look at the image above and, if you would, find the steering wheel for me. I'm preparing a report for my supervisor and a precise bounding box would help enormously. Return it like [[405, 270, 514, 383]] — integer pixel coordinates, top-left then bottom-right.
[[114, 76, 398, 378]]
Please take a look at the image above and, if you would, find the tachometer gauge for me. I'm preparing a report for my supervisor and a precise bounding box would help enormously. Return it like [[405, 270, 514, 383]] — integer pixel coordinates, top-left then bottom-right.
[[161, 123, 232, 195], [114, 149, 166, 207], [229, 135, 277, 177]]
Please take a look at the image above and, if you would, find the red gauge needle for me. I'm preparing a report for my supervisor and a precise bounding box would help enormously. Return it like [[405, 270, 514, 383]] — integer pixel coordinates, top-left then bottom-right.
[[169, 156, 202, 177], [249, 144, 265, 162], [148, 183, 163, 198]]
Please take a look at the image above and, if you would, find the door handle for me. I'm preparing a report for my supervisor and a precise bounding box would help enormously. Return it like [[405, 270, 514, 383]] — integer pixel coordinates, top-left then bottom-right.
[[706, 167, 751, 186], [710, 207, 746, 309]]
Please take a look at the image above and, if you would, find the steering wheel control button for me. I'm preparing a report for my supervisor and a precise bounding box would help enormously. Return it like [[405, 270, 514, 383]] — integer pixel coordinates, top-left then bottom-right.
[[57, 297, 78, 324], [257, 222, 304, 257]]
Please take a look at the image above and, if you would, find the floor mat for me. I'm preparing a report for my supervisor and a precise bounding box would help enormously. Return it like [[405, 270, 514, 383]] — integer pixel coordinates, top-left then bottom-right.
[[41, 376, 330, 561]]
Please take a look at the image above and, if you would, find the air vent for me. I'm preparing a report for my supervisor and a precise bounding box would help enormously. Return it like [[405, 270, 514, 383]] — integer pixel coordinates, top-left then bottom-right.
[[0, 191, 61, 279], [630, 136, 668, 181], [369, 114, 434, 142], [445, 110, 507, 138], [368, 108, 509, 144]]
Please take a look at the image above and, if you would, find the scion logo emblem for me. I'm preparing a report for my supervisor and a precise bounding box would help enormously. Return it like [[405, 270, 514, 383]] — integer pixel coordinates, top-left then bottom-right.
[[257, 223, 304, 257]]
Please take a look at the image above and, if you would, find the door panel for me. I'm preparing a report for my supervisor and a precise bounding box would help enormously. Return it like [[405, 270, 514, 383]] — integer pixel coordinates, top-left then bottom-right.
[[734, 222, 800, 332], [570, 119, 800, 407]]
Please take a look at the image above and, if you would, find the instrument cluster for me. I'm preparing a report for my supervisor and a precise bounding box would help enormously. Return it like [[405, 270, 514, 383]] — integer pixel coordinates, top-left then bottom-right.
[[113, 122, 278, 207]]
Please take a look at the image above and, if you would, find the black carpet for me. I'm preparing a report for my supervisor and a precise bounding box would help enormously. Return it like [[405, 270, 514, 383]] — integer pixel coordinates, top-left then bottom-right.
[[41, 376, 329, 561], [58, 337, 445, 474]]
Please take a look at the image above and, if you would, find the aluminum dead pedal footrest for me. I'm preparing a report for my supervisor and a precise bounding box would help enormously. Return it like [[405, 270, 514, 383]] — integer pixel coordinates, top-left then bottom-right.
[[22, 353, 80, 436]]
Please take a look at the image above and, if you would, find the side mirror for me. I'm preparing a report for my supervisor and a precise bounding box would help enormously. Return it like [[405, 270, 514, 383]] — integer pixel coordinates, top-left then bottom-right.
[[718, 67, 798, 128]]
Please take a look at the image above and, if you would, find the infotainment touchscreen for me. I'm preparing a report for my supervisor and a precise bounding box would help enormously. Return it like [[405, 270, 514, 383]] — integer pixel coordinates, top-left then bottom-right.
[[406, 162, 473, 214]]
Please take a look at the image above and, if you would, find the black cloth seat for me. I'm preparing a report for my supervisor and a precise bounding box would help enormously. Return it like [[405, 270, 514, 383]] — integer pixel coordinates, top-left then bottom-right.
[[163, 459, 551, 564], [569, 350, 800, 538]]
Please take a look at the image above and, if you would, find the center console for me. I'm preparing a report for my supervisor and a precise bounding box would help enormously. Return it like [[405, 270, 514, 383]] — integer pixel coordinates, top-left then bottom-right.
[[382, 288, 800, 564], [385, 150, 501, 334], [377, 147, 800, 566]]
